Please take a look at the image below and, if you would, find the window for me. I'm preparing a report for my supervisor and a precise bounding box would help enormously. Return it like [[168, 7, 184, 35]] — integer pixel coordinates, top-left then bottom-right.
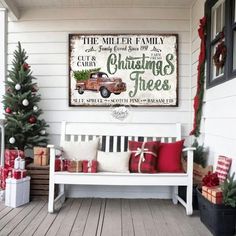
[[205, 0, 236, 88]]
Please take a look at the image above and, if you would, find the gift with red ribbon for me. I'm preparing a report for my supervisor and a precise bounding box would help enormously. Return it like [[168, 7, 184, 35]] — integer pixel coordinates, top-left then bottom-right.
[[55, 156, 68, 171], [5, 149, 24, 168], [33, 147, 49, 166], [12, 169, 27, 179], [129, 141, 159, 173], [82, 160, 98, 173], [67, 160, 82, 172], [202, 185, 223, 204]]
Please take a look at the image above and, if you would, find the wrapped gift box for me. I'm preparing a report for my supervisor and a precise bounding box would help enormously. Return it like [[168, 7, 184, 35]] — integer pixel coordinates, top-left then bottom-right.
[[208, 187, 223, 204], [55, 158, 68, 171], [33, 147, 49, 166], [5, 176, 30, 208], [202, 186, 223, 204], [12, 169, 27, 179], [202, 185, 208, 198], [5, 149, 24, 168], [82, 160, 98, 173], [207, 187, 218, 201], [67, 160, 82, 172]]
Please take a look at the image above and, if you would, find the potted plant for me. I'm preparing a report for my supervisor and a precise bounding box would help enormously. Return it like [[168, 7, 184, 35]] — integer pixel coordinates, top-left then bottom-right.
[[197, 172, 236, 236], [180, 140, 211, 209]]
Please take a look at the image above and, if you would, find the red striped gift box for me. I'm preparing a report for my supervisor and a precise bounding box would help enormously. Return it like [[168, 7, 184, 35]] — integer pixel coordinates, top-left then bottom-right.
[[216, 156, 232, 183]]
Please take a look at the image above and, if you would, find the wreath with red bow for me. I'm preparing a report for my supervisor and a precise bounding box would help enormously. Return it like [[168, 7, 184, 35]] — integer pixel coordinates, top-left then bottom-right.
[[213, 41, 227, 69]]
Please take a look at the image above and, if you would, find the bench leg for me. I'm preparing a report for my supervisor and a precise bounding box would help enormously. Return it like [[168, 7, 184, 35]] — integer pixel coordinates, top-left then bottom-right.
[[48, 180, 55, 213], [186, 185, 193, 215], [59, 184, 65, 203], [172, 186, 178, 204]]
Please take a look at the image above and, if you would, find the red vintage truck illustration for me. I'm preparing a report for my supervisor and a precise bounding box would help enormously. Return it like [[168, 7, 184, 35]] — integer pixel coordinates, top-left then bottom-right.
[[76, 71, 126, 98]]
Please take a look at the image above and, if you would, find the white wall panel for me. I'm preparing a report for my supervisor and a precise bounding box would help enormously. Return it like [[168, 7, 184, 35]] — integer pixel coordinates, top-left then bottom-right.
[[8, 19, 190, 33], [0, 9, 7, 118], [7, 6, 193, 165], [191, 0, 236, 173], [19, 8, 191, 21]]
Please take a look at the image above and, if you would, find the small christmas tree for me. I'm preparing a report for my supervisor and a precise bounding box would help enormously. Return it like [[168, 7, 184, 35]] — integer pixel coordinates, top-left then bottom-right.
[[3, 42, 49, 151]]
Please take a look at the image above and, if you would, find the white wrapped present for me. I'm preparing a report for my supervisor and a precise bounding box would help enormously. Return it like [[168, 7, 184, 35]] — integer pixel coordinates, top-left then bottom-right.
[[5, 176, 30, 208]]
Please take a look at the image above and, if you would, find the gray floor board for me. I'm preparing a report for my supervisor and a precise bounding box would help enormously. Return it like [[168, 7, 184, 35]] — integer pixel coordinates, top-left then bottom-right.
[[0, 198, 214, 236], [56, 198, 82, 236], [20, 202, 48, 236], [45, 198, 73, 236], [0, 204, 25, 231], [9, 201, 45, 236], [130, 199, 147, 236], [70, 198, 92, 236], [121, 199, 134, 236], [101, 199, 122, 236], [0, 201, 38, 236]]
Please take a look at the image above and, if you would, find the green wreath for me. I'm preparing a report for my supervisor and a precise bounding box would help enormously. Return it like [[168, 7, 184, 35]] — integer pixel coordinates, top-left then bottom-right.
[[213, 41, 227, 69]]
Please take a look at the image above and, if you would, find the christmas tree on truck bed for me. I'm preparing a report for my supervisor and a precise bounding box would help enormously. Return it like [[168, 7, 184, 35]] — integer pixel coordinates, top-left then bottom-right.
[[3, 42, 48, 151]]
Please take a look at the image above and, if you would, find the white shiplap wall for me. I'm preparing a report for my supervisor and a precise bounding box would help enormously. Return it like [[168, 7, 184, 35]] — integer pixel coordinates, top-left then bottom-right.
[[7, 6, 192, 198], [7, 7, 192, 145], [191, 0, 236, 173]]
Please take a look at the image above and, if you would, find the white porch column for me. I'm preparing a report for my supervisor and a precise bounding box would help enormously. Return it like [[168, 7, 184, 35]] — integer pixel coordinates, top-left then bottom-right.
[[0, 8, 7, 119]]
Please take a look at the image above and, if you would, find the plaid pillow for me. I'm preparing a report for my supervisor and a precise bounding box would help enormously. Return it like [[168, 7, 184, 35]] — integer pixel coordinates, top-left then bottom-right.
[[129, 141, 159, 173], [216, 156, 232, 183]]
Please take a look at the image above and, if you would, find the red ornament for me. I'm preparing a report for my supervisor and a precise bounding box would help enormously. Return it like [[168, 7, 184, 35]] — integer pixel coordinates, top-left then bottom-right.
[[5, 107, 12, 114], [28, 116, 36, 124], [31, 86, 38, 93], [6, 87, 12, 93], [23, 63, 30, 71]]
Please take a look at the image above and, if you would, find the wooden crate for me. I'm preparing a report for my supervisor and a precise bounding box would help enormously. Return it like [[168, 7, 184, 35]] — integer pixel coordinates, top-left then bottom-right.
[[26, 163, 50, 199]]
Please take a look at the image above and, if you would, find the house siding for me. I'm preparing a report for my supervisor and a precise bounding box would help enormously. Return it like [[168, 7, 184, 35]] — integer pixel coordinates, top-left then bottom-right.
[[6, 6, 192, 198], [7, 7, 192, 145], [191, 0, 236, 173]]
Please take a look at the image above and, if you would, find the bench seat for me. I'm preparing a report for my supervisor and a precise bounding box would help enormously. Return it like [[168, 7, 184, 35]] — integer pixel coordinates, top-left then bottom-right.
[[48, 121, 194, 216], [54, 172, 189, 186]]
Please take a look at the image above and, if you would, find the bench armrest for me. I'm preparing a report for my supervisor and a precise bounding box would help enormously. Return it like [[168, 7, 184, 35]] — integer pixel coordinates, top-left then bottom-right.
[[47, 144, 63, 151], [48, 144, 63, 175], [182, 147, 195, 178], [182, 147, 196, 152]]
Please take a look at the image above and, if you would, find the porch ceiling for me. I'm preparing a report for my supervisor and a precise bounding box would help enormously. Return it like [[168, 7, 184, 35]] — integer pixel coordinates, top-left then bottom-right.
[[0, 0, 195, 20], [8, 0, 196, 9]]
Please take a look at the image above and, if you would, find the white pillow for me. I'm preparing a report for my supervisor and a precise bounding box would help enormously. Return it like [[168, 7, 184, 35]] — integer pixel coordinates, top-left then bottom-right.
[[97, 151, 131, 173], [62, 138, 99, 160]]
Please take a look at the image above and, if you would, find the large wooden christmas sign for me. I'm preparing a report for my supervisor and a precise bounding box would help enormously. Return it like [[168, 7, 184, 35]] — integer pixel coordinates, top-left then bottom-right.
[[69, 34, 178, 107]]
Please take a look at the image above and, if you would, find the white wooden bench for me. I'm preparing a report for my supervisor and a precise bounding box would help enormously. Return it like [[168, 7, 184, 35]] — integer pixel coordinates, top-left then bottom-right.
[[48, 121, 194, 215]]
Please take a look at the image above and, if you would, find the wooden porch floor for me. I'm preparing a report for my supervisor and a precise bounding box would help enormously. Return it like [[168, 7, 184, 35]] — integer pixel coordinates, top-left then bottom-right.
[[0, 198, 211, 236]]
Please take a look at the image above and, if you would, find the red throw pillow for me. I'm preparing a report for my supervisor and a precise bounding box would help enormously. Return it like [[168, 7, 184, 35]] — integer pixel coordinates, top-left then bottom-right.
[[157, 140, 184, 173], [129, 141, 159, 173]]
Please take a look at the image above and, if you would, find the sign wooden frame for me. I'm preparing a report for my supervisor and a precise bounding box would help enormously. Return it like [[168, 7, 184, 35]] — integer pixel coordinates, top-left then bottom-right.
[[69, 34, 178, 107]]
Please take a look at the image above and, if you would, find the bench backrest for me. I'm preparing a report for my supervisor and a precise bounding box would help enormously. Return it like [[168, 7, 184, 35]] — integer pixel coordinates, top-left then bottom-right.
[[60, 121, 181, 152]]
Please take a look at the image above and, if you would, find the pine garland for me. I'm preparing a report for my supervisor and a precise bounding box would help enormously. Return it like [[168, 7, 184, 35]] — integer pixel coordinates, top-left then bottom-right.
[[190, 17, 207, 137]]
